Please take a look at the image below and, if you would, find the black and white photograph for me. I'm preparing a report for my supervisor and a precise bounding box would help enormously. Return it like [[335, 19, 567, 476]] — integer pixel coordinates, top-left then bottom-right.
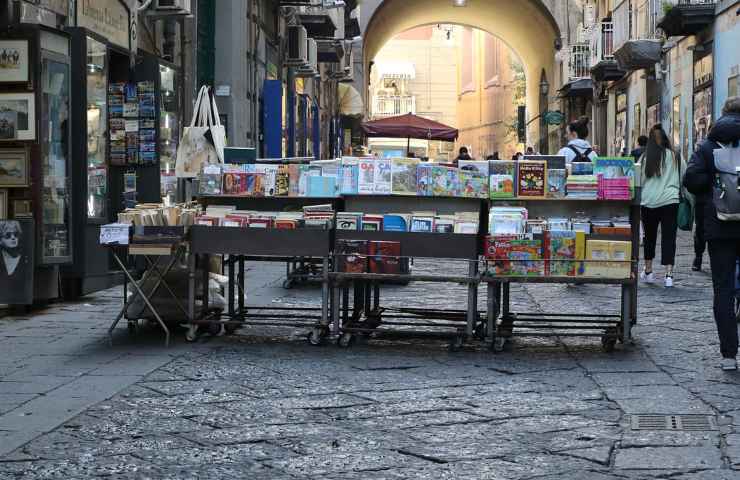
[[0, 110, 16, 139], [0, 93, 35, 141], [0, 148, 29, 187], [0, 40, 29, 83], [0, 218, 33, 304]]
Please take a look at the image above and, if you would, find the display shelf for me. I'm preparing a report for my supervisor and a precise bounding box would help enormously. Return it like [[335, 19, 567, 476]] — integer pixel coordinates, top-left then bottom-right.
[[330, 272, 474, 283], [480, 275, 635, 285], [335, 230, 480, 259], [189, 225, 331, 257]]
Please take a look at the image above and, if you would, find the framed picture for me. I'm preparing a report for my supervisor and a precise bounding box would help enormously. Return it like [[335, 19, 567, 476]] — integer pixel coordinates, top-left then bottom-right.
[[0, 190, 6, 219], [0, 93, 35, 141], [12, 199, 32, 218], [0, 40, 30, 84], [0, 218, 34, 305], [0, 148, 30, 187]]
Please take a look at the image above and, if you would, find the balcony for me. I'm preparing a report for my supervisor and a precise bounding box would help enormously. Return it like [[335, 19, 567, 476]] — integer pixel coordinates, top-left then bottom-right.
[[613, 0, 663, 71], [590, 21, 626, 82], [372, 95, 416, 119], [560, 43, 594, 97], [658, 0, 716, 37], [296, 3, 343, 39]]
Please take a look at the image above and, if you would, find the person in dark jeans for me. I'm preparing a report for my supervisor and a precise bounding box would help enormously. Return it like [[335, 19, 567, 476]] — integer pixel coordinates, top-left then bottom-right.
[[693, 194, 707, 271], [640, 124, 681, 288], [631, 135, 648, 162], [684, 96, 740, 370]]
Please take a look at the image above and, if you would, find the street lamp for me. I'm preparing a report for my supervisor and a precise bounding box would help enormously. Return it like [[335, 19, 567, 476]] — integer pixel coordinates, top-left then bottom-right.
[[540, 77, 550, 97]]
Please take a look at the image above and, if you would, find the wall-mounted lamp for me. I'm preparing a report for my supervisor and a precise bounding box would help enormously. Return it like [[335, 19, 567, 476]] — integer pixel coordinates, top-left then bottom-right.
[[540, 77, 550, 96], [453, 0, 467, 6]]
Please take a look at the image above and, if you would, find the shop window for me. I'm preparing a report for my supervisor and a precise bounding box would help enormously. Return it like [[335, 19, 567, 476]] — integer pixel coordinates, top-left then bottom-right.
[[694, 54, 713, 89], [86, 37, 108, 220], [460, 27, 475, 94], [693, 86, 712, 145], [647, 103, 660, 131], [159, 65, 179, 204]]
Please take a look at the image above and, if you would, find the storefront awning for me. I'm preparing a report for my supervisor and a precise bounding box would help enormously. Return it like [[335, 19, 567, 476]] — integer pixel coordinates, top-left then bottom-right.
[[339, 83, 364, 117], [559, 78, 594, 98], [375, 61, 416, 80]]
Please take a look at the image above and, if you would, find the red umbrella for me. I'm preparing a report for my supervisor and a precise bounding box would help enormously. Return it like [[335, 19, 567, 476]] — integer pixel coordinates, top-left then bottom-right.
[[362, 113, 459, 155]]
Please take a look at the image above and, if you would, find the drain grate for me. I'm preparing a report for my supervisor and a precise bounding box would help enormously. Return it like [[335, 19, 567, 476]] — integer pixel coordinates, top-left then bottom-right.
[[630, 415, 718, 431]]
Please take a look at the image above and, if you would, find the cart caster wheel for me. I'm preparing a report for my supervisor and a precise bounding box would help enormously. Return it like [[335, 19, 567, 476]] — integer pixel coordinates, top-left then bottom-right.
[[474, 323, 486, 341], [282, 279, 294, 289], [127, 320, 139, 337], [337, 333, 355, 348], [308, 328, 325, 346], [224, 323, 239, 335], [185, 325, 199, 342], [492, 337, 506, 353], [601, 337, 617, 353]]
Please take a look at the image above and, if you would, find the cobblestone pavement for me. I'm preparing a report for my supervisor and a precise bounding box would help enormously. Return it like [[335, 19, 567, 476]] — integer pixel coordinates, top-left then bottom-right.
[[2, 232, 740, 479]]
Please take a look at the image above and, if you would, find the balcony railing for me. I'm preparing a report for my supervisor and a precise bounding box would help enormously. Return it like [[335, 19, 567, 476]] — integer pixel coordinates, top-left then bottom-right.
[[658, 0, 716, 37], [372, 95, 416, 118], [568, 43, 592, 80], [591, 21, 615, 64], [614, 0, 661, 52]]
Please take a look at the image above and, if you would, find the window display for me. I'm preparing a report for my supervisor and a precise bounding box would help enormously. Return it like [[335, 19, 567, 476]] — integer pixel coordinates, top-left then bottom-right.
[[40, 53, 71, 262], [86, 37, 107, 219], [159, 65, 179, 203]]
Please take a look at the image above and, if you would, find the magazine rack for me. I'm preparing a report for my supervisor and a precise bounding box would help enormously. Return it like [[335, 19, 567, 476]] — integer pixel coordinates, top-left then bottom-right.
[[187, 225, 333, 343], [329, 196, 485, 349], [482, 197, 640, 352]]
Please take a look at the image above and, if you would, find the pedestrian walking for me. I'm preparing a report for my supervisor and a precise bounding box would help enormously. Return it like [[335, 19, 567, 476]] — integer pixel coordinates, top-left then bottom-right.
[[631, 135, 648, 162], [640, 124, 682, 288], [557, 116, 599, 164], [684, 96, 740, 370]]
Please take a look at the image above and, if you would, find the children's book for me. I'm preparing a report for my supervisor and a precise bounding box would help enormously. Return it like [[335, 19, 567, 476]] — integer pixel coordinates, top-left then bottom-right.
[[431, 166, 448, 196], [593, 157, 635, 181], [547, 169, 566, 198], [391, 158, 419, 195], [571, 161, 594, 175], [374, 158, 392, 194], [446, 167, 462, 197], [517, 161, 547, 198], [358, 159, 376, 194], [545, 230, 577, 276], [489, 160, 516, 199], [458, 160, 490, 177], [416, 164, 433, 196], [461, 171, 488, 199]]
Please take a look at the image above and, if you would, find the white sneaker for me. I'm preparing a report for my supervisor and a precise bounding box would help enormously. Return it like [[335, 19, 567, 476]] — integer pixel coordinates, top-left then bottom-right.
[[721, 358, 738, 371], [664, 275, 674, 288], [640, 270, 655, 284]]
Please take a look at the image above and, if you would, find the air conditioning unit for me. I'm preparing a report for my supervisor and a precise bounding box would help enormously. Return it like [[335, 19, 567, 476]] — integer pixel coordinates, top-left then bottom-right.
[[287, 25, 309, 66], [331, 45, 352, 79], [296, 38, 318, 78], [154, 0, 191, 13]]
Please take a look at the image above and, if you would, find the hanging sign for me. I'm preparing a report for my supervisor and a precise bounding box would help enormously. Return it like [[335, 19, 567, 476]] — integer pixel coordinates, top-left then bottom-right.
[[544, 111, 565, 125], [77, 0, 130, 51]]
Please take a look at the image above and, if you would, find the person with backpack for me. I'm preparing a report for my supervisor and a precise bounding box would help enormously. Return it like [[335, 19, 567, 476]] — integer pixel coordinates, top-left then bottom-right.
[[557, 116, 599, 164], [639, 124, 682, 288], [684, 96, 740, 370], [631, 135, 648, 162]]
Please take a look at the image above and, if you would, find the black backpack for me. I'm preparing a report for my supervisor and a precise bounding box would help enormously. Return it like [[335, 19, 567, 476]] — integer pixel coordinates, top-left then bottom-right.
[[568, 145, 593, 162]]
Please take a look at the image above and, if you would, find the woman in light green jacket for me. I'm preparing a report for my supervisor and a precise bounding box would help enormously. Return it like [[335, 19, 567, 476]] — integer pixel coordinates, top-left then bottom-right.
[[639, 124, 682, 288]]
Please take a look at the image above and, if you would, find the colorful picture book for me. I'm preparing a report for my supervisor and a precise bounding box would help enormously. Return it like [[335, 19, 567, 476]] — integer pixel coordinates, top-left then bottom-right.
[[547, 169, 566, 198], [517, 161, 547, 198], [489, 161, 516, 199], [374, 158, 392, 194], [390, 158, 419, 195]]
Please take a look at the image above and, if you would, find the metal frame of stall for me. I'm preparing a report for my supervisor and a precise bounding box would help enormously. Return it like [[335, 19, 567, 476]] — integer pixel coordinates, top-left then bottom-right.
[[483, 197, 641, 352], [328, 196, 486, 349], [186, 226, 332, 341]]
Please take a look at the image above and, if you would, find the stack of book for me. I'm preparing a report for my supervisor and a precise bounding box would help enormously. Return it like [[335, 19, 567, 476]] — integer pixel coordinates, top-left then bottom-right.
[[598, 176, 631, 200], [566, 175, 599, 199], [302, 204, 335, 228], [118, 203, 198, 227], [489, 207, 528, 235], [335, 211, 478, 234]]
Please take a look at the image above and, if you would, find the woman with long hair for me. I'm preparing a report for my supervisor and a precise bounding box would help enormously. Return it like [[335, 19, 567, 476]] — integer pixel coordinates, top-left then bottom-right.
[[640, 124, 682, 287]]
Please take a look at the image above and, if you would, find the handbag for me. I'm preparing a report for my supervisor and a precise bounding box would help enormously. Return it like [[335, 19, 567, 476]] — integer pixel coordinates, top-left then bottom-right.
[[677, 154, 694, 231], [175, 86, 226, 178]]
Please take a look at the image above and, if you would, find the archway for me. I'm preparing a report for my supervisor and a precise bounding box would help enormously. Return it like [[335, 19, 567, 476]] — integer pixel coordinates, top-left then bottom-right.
[[363, 0, 561, 147]]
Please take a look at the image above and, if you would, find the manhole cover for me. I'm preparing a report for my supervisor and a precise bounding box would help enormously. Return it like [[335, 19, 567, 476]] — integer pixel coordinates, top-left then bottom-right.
[[630, 415, 718, 431]]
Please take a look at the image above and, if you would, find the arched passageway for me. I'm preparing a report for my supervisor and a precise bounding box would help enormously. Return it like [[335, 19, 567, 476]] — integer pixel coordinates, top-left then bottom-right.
[[363, 0, 561, 146]]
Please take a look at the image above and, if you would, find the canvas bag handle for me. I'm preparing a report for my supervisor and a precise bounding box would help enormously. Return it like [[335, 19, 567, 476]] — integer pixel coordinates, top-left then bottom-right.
[[189, 86, 208, 128]]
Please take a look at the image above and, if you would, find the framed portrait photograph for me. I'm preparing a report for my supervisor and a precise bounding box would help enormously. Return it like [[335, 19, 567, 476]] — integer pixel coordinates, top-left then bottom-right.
[[0, 218, 34, 305], [0, 40, 30, 84], [0, 148, 30, 187], [0, 93, 35, 141], [12, 199, 32, 218], [0, 189, 6, 219]]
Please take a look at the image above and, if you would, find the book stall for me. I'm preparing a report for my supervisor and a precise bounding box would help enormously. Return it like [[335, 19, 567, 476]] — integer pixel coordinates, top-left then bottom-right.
[[484, 156, 640, 352]]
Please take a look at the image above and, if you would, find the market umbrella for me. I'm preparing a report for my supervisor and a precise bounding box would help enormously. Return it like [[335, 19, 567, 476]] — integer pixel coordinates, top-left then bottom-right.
[[362, 113, 459, 155]]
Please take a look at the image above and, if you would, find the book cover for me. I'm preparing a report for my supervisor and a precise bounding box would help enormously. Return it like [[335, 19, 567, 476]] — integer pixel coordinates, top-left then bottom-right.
[[489, 161, 516, 199], [362, 214, 384, 231], [391, 158, 419, 195], [255, 164, 279, 196], [358, 160, 376, 194], [374, 158, 392, 194], [275, 165, 290, 196], [288, 164, 303, 197], [336, 239, 368, 273], [446, 167, 462, 197], [525, 155, 566, 170], [509, 239, 544, 276], [245, 173, 265, 197], [575, 231, 586, 276], [307, 175, 337, 197], [416, 164, 433, 196], [336, 213, 362, 231], [593, 157, 635, 181], [275, 220, 297, 229], [609, 241, 632, 278], [517, 161, 547, 198], [383, 214, 409, 232], [340, 157, 359, 195], [547, 169, 566, 198], [458, 160, 490, 177], [368, 241, 401, 274], [410, 216, 434, 232], [571, 162, 594, 175], [431, 166, 448, 196], [461, 171, 489, 199], [584, 240, 611, 277], [546, 230, 577, 276], [434, 219, 455, 233]]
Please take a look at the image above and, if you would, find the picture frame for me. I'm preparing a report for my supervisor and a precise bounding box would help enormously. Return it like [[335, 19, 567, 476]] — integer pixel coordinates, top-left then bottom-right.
[[0, 218, 34, 305], [0, 93, 35, 141], [0, 40, 30, 84], [0, 189, 6, 219], [0, 148, 30, 187], [12, 199, 32, 218]]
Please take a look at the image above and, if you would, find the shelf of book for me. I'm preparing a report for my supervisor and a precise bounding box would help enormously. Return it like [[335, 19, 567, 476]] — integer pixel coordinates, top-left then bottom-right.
[[480, 275, 635, 285], [335, 231, 480, 260]]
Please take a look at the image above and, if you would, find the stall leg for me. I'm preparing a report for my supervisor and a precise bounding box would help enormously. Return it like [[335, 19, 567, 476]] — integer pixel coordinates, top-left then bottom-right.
[[238, 256, 246, 315], [621, 283, 633, 344], [332, 282, 341, 336], [228, 256, 235, 317], [188, 252, 196, 324], [487, 282, 496, 348], [373, 283, 380, 313], [321, 256, 329, 329], [466, 261, 478, 339]]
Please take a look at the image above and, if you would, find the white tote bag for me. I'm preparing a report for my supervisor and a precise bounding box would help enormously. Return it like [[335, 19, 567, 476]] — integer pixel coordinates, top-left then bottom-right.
[[175, 86, 226, 178]]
